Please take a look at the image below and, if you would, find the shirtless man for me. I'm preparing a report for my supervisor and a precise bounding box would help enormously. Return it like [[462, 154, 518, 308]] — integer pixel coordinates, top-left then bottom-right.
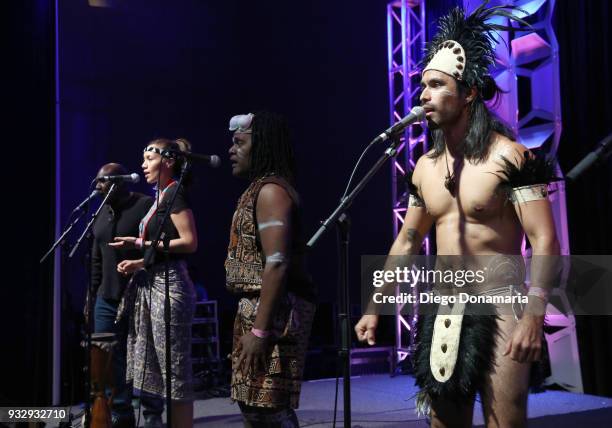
[[355, 4, 558, 427]]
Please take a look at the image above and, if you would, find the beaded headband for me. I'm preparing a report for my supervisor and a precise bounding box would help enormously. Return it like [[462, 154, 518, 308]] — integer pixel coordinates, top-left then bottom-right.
[[143, 145, 177, 159]]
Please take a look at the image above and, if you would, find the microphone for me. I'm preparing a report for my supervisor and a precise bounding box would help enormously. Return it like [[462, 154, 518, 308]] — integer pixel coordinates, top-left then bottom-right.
[[565, 132, 612, 182], [374, 106, 425, 144], [97, 173, 140, 183], [167, 150, 221, 168], [72, 189, 101, 213]]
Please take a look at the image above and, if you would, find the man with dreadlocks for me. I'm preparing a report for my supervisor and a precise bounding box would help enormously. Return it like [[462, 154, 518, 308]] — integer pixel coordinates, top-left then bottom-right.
[[225, 111, 317, 427], [355, 2, 559, 427]]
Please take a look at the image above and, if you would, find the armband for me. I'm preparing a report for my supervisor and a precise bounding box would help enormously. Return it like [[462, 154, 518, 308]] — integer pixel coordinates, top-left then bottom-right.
[[509, 184, 548, 205]]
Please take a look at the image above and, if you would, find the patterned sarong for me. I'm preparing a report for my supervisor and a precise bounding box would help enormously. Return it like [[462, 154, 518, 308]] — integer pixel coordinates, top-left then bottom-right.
[[124, 261, 196, 400], [231, 292, 316, 409]]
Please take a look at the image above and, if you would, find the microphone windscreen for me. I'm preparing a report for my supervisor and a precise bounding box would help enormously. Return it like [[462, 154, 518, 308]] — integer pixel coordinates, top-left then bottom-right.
[[209, 155, 221, 168], [410, 106, 425, 120]]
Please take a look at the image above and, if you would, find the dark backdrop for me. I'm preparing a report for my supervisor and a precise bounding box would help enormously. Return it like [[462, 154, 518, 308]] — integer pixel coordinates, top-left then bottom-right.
[[554, 0, 612, 397], [2, 0, 55, 406], [3, 0, 611, 405]]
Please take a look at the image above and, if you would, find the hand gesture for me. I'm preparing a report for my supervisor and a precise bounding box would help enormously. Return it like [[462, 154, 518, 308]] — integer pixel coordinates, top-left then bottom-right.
[[117, 259, 144, 276], [109, 236, 138, 249], [503, 315, 544, 363], [234, 331, 270, 376], [354, 314, 379, 345]]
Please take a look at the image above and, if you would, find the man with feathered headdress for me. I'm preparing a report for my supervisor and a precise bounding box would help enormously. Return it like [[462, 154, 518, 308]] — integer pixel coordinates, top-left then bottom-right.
[[355, 2, 560, 426]]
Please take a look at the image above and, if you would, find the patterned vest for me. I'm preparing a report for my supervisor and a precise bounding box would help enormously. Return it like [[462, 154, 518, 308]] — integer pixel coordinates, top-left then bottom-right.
[[225, 175, 315, 299]]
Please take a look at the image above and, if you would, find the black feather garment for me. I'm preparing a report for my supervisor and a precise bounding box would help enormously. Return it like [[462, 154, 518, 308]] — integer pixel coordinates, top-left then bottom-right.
[[495, 150, 560, 189], [413, 305, 499, 416], [405, 169, 420, 196]]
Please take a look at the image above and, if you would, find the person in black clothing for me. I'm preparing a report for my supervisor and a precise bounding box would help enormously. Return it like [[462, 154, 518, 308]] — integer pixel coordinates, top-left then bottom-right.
[[91, 162, 162, 427], [111, 138, 198, 428]]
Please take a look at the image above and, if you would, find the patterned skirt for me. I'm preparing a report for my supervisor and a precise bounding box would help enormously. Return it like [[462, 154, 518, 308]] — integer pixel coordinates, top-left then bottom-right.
[[124, 261, 196, 400], [231, 292, 316, 409]]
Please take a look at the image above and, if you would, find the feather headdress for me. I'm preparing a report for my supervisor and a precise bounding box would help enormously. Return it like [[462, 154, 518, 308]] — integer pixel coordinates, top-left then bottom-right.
[[423, 0, 529, 93]]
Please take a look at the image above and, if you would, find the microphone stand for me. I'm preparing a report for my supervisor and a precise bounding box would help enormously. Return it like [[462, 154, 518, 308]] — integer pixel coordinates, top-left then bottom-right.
[[307, 136, 402, 428], [64, 184, 117, 428], [69, 185, 115, 259], [40, 195, 95, 263], [143, 160, 191, 428], [40, 187, 103, 427]]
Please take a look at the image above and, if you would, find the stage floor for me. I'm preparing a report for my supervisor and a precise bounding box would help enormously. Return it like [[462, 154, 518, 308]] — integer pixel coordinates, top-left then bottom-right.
[[187, 374, 612, 427]]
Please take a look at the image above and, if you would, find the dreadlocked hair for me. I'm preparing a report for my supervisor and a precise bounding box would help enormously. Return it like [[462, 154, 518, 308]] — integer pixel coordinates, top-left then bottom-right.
[[424, 1, 529, 163], [249, 111, 296, 183], [148, 137, 193, 187]]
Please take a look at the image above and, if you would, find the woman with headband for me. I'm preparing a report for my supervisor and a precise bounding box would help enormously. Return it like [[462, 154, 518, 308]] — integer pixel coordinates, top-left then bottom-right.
[[110, 138, 198, 428]]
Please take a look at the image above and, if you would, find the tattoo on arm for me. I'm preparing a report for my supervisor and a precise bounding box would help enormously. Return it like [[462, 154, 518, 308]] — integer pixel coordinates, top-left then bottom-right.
[[406, 228, 421, 244]]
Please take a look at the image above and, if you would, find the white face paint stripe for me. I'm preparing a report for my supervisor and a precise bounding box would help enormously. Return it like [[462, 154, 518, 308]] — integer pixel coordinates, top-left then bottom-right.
[[265, 252, 286, 264], [258, 220, 285, 231]]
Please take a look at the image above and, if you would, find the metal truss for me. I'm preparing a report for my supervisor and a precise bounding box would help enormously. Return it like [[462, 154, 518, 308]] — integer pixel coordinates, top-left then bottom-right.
[[386, 0, 427, 365]]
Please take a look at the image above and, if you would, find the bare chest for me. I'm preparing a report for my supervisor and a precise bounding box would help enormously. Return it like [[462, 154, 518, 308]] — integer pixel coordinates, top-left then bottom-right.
[[421, 161, 509, 221]]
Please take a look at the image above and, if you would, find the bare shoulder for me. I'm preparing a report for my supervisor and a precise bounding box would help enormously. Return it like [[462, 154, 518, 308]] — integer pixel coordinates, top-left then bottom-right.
[[490, 134, 530, 168], [412, 149, 436, 185], [257, 183, 293, 211]]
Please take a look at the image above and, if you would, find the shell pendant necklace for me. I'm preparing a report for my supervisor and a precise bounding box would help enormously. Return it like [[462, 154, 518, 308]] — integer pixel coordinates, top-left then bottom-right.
[[444, 149, 457, 195]]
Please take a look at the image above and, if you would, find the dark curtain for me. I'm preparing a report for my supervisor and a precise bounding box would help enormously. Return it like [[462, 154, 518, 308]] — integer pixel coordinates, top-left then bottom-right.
[[53, 0, 395, 402], [1, 0, 55, 405], [555, 0, 612, 397]]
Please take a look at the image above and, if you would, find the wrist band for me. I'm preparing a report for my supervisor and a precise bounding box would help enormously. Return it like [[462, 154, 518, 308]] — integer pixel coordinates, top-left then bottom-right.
[[251, 328, 271, 339], [527, 286, 550, 302], [135, 238, 144, 249]]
